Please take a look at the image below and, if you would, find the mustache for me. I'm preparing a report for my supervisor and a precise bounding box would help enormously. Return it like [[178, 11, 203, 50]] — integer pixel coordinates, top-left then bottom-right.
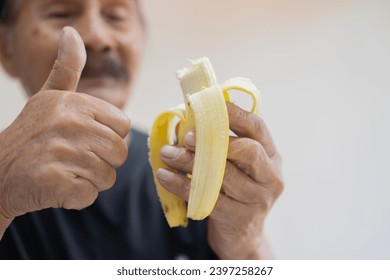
[[81, 54, 130, 81]]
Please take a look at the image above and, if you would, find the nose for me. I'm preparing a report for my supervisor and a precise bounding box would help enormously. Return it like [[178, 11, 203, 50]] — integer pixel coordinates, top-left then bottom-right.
[[75, 11, 114, 54]]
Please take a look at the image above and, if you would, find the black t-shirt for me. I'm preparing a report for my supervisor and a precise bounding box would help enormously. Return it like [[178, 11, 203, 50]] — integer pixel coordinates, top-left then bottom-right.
[[0, 129, 216, 259]]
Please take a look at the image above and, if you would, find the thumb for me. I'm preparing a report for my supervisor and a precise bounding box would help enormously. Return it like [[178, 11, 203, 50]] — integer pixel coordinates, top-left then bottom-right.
[[41, 26, 86, 92]]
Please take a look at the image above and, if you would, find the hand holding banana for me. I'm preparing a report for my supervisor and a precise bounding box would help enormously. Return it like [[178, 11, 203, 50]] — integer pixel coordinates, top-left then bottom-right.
[[149, 58, 284, 259]]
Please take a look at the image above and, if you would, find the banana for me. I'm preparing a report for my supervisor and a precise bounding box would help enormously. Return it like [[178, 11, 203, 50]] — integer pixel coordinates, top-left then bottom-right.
[[148, 57, 261, 227]]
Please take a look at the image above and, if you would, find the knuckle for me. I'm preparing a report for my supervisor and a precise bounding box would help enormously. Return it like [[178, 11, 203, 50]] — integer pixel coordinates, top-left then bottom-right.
[[253, 189, 274, 214], [273, 175, 285, 199], [53, 112, 80, 134], [55, 91, 76, 109], [233, 106, 249, 123], [252, 115, 266, 133], [257, 175, 284, 213], [51, 94, 86, 129], [231, 138, 265, 177], [47, 139, 73, 160], [232, 137, 261, 159], [120, 114, 131, 137], [247, 139, 263, 161], [104, 133, 128, 168], [115, 112, 131, 138]]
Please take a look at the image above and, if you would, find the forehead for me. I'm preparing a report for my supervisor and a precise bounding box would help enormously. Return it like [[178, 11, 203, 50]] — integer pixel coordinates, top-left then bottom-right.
[[15, 0, 140, 15], [6, 0, 143, 25], [0, 0, 139, 16], [20, 0, 138, 8]]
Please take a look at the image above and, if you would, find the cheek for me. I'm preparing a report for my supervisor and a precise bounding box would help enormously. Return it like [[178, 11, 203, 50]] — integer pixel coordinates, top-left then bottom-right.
[[117, 31, 145, 83], [14, 25, 60, 95]]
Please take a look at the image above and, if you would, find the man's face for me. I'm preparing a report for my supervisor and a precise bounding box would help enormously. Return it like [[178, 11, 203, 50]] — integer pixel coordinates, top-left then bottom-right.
[[4, 0, 144, 109]]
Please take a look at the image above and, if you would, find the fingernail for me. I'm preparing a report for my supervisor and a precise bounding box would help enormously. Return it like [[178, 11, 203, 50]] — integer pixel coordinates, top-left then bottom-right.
[[58, 27, 70, 57], [57, 26, 86, 71], [160, 145, 180, 159], [157, 168, 174, 182], [184, 131, 196, 147]]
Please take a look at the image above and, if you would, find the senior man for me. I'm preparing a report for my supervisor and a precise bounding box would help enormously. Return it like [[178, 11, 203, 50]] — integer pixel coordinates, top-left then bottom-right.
[[0, 0, 283, 259]]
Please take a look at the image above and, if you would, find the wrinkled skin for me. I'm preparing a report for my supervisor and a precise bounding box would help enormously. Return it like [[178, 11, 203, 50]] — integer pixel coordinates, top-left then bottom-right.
[[158, 103, 284, 259], [0, 27, 130, 235], [0, 0, 284, 259], [0, 0, 142, 237]]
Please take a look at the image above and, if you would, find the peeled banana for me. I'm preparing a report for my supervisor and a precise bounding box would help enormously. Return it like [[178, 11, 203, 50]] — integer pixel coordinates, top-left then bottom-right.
[[148, 57, 261, 227]]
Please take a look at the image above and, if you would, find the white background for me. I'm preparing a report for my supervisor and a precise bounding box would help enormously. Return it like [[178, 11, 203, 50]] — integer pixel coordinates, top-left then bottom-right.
[[1, 0, 389, 259]]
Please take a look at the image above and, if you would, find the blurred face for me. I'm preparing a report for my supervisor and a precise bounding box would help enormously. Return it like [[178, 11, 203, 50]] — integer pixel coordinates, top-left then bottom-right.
[[3, 0, 144, 109]]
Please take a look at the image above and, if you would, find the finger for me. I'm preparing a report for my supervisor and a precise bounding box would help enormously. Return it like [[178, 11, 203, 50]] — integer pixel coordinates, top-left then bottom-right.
[[41, 26, 86, 92], [160, 145, 194, 174], [227, 137, 279, 185], [82, 94, 131, 139], [86, 120, 129, 168], [160, 140, 269, 204], [181, 131, 277, 185], [156, 168, 190, 201], [53, 141, 117, 191], [42, 163, 98, 210], [227, 137, 284, 203], [155, 168, 247, 217], [209, 192, 243, 221], [64, 91, 130, 139], [71, 154, 116, 192], [183, 130, 196, 151], [54, 111, 129, 167], [221, 161, 266, 204], [227, 102, 278, 159], [157, 170, 253, 223], [60, 177, 99, 210]]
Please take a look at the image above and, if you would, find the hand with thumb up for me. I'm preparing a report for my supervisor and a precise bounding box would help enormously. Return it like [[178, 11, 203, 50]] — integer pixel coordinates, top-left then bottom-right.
[[0, 27, 131, 237]]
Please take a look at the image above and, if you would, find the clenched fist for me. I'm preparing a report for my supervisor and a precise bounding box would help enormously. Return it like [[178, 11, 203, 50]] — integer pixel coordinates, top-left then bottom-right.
[[0, 27, 130, 238]]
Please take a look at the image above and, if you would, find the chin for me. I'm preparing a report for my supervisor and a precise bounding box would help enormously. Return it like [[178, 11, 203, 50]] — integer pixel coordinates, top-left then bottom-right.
[[77, 78, 130, 109]]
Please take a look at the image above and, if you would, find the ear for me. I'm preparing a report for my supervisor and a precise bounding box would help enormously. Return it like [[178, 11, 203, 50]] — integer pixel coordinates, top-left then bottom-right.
[[0, 26, 18, 77]]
